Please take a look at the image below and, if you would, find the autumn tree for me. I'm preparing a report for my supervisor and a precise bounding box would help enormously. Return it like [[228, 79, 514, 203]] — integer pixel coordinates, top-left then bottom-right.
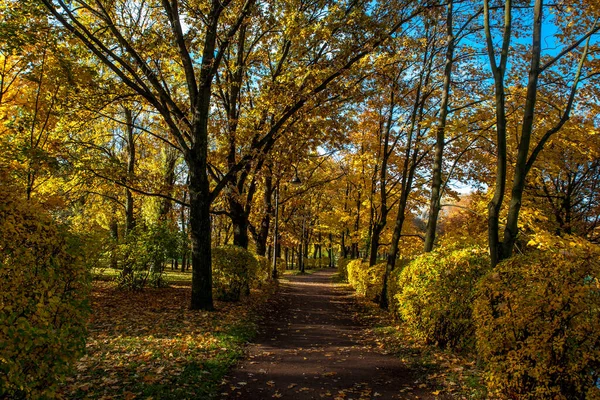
[[35, 0, 430, 309], [483, 0, 600, 266]]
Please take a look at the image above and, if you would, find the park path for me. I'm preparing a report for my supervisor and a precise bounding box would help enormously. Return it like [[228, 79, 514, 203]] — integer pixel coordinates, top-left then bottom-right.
[[220, 269, 438, 400]]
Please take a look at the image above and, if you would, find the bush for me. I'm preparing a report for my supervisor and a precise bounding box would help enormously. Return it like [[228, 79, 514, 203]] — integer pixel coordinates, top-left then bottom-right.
[[394, 246, 489, 350], [253, 255, 285, 283], [115, 223, 179, 290], [474, 239, 600, 399], [0, 188, 90, 398], [337, 257, 349, 281], [212, 246, 258, 301], [254, 255, 271, 284], [347, 260, 386, 302]]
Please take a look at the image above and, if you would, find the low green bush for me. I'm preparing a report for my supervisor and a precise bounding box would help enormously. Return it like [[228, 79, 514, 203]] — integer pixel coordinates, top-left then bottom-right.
[[212, 245, 258, 301], [474, 238, 600, 399], [116, 223, 179, 290], [394, 246, 489, 350], [0, 187, 90, 398]]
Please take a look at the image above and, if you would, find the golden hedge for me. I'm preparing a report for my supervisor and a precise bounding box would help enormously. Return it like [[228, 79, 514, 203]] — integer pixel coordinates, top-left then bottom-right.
[[394, 246, 489, 350], [474, 240, 600, 399]]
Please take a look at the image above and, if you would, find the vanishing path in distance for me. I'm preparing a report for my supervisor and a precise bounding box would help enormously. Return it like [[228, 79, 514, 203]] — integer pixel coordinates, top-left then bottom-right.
[[221, 269, 440, 400]]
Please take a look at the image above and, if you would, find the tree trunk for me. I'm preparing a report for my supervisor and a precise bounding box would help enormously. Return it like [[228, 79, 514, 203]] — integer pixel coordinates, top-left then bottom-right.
[[483, 0, 511, 268], [501, 0, 543, 260], [369, 223, 384, 266], [188, 153, 213, 310], [124, 107, 136, 235], [424, 0, 455, 252], [229, 197, 250, 248], [255, 172, 273, 256]]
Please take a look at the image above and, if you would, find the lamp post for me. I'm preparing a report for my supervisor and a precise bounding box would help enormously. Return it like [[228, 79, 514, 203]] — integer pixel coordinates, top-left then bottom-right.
[[300, 214, 306, 274], [271, 186, 279, 279]]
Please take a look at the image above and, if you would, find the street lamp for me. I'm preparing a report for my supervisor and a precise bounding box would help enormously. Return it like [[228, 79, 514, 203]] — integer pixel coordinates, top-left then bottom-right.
[[272, 171, 302, 279]]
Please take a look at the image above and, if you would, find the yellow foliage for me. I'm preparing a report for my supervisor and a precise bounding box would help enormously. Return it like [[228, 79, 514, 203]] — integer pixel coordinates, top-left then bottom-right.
[[347, 260, 386, 302], [212, 245, 259, 301], [254, 255, 285, 284], [474, 243, 600, 399], [394, 246, 489, 350], [337, 257, 350, 281], [0, 181, 90, 398]]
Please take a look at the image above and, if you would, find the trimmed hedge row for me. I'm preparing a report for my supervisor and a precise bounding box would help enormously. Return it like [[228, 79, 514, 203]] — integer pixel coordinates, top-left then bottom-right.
[[339, 241, 600, 399]]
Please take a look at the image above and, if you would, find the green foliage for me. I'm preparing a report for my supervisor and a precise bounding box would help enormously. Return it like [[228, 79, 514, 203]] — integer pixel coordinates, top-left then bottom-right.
[[474, 238, 600, 399], [116, 223, 179, 290], [347, 260, 386, 302], [212, 246, 259, 301], [0, 185, 90, 398], [394, 246, 489, 351]]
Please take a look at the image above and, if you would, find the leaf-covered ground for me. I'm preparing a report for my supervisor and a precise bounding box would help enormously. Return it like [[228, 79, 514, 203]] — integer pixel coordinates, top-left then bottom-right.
[[58, 270, 275, 399], [350, 289, 487, 399], [222, 269, 486, 400]]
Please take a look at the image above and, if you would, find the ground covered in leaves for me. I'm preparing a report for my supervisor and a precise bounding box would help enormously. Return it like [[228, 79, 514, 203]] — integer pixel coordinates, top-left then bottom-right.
[[349, 286, 486, 399], [58, 270, 275, 399], [222, 269, 484, 400]]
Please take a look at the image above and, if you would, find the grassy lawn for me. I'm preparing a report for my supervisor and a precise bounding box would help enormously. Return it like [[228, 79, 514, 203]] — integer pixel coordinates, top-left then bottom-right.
[[59, 271, 274, 399]]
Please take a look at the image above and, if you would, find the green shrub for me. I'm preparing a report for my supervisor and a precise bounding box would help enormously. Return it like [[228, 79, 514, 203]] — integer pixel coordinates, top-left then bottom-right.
[[0, 188, 90, 398], [116, 223, 179, 290], [394, 246, 489, 350], [474, 239, 600, 399], [212, 246, 258, 301], [347, 260, 386, 302]]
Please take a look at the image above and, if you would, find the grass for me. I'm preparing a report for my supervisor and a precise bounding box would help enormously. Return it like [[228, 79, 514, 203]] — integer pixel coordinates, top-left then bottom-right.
[[283, 268, 315, 276], [92, 267, 192, 284], [59, 275, 274, 399]]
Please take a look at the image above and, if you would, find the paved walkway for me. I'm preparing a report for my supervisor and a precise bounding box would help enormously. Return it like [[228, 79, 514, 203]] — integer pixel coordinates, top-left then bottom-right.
[[221, 269, 436, 399]]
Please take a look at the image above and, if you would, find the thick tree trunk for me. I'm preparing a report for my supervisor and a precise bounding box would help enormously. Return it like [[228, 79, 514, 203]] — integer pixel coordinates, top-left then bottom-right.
[[189, 162, 213, 310], [229, 197, 250, 248]]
